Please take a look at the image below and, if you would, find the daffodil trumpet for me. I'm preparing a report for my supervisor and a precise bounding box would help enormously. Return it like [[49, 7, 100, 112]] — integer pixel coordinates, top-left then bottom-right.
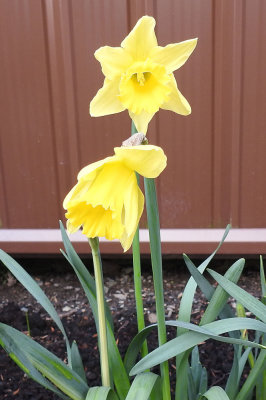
[[63, 144, 167, 252], [90, 15, 197, 133]]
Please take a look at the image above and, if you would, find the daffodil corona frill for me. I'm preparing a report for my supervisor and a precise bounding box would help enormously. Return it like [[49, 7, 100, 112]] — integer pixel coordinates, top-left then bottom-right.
[[90, 16, 197, 133], [63, 145, 167, 251]]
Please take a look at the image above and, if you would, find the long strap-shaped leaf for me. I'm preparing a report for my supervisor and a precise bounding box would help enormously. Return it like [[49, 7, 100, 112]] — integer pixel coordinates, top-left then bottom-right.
[[60, 221, 113, 331], [62, 248, 129, 399], [188, 346, 208, 399], [200, 258, 244, 325], [260, 256, 266, 298], [125, 318, 266, 375], [185, 257, 247, 398], [235, 350, 266, 400], [0, 249, 72, 366], [131, 121, 148, 359], [85, 386, 119, 400], [125, 372, 159, 400], [175, 226, 231, 400], [238, 347, 253, 382], [60, 222, 130, 400], [201, 386, 230, 400], [144, 177, 170, 400], [207, 269, 266, 323], [0, 327, 69, 400], [184, 255, 242, 331], [71, 340, 87, 382], [178, 224, 231, 334], [0, 323, 88, 400], [130, 318, 266, 375], [175, 228, 232, 400]]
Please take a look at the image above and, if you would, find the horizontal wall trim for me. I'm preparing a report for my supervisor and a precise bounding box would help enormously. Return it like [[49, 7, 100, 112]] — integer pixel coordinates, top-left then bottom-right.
[[0, 229, 265, 255]]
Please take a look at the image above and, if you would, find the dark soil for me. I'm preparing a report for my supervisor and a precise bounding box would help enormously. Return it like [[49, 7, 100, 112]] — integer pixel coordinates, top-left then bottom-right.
[[0, 256, 262, 399]]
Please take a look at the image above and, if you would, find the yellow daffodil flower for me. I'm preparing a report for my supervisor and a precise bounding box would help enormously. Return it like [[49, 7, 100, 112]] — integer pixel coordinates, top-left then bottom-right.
[[90, 15, 197, 133], [63, 145, 167, 251]]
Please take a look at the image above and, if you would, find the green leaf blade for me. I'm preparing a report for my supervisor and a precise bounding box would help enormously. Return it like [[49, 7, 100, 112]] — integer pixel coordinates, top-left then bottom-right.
[[201, 386, 230, 400], [125, 372, 159, 400], [85, 386, 119, 400], [130, 318, 266, 375], [0, 323, 88, 400], [207, 269, 266, 323], [60, 222, 130, 399], [71, 340, 87, 382], [0, 249, 71, 364]]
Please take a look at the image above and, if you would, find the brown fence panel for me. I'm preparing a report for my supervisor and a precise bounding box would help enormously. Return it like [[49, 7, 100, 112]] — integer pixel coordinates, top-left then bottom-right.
[[240, 1, 266, 227], [155, 0, 213, 228], [0, 0, 60, 228], [0, 0, 266, 233]]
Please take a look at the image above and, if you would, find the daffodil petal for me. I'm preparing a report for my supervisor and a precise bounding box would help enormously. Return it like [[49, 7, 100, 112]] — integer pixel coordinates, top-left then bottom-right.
[[81, 205, 123, 240], [64, 157, 118, 211], [119, 60, 171, 116], [90, 16, 197, 131], [64, 181, 92, 214], [94, 46, 133, 79], [63, 183, 78, 209], [90, 78, 125, 116], [63, 157, 117, 210], [78, 156, 116, 180], [65, 201, 91, 230], [86, 161, 131, 212], [121, 178, 144, 252], [66, 220, 80, 234], [161, 75, 191, 115], [128, 110, 155, 134], [150, 38, 198, 73], [123, 174, 143, 235], [121, 16, 157, 60], [114, 145, 167, 178]]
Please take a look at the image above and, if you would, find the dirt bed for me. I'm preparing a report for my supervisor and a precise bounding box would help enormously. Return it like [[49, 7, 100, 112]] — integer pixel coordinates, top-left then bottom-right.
[[0, 256, 262, 399]]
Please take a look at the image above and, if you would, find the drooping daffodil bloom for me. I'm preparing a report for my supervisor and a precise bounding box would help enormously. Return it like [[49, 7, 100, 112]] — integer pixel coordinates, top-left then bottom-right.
[[63, 144, 167, 251], [90, 15, 197, 133]]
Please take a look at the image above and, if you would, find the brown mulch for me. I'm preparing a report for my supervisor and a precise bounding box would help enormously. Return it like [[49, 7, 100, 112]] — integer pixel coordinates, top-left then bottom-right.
[[0, 256, 262, 399]]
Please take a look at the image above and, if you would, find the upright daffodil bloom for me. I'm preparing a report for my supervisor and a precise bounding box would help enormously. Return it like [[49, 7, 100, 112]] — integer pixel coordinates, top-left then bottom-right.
[[90, 16, 197, 133], [63, 145, 167, 251]]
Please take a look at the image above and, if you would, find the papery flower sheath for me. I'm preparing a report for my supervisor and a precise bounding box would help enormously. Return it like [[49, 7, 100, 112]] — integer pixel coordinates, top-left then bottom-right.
[[63, 145, 167, 251], [90, 16, 197, 133]]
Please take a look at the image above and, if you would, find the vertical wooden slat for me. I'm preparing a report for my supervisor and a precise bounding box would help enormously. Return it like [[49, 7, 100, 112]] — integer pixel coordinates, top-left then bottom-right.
[[42, 0, 80, 221], [212, 0, 230, 227], [127, 0, 156, 27], [69, 0, 129, 171], [212, 0, 244, 228], [0, 0, 60, 227], [156, 0, 213, 228], [240, 0, 266, 227], [0, 159, 8, 228], [229, 1, 244, 227]]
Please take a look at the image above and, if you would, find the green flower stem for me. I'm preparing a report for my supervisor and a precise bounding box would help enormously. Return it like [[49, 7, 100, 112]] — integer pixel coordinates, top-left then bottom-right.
[[144, 177, 171, 400], [132, 228, 149, 358], [88, 237, 110, 387], [131, 121, 148, 358]]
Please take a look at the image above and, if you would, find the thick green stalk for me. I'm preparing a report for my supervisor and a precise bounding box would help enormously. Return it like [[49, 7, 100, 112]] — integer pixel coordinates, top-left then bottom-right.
[[131, 121, 148, 358], [132, 229, 149, 358], [144, 177, 171, 400], [88, 237, 110, 387]]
